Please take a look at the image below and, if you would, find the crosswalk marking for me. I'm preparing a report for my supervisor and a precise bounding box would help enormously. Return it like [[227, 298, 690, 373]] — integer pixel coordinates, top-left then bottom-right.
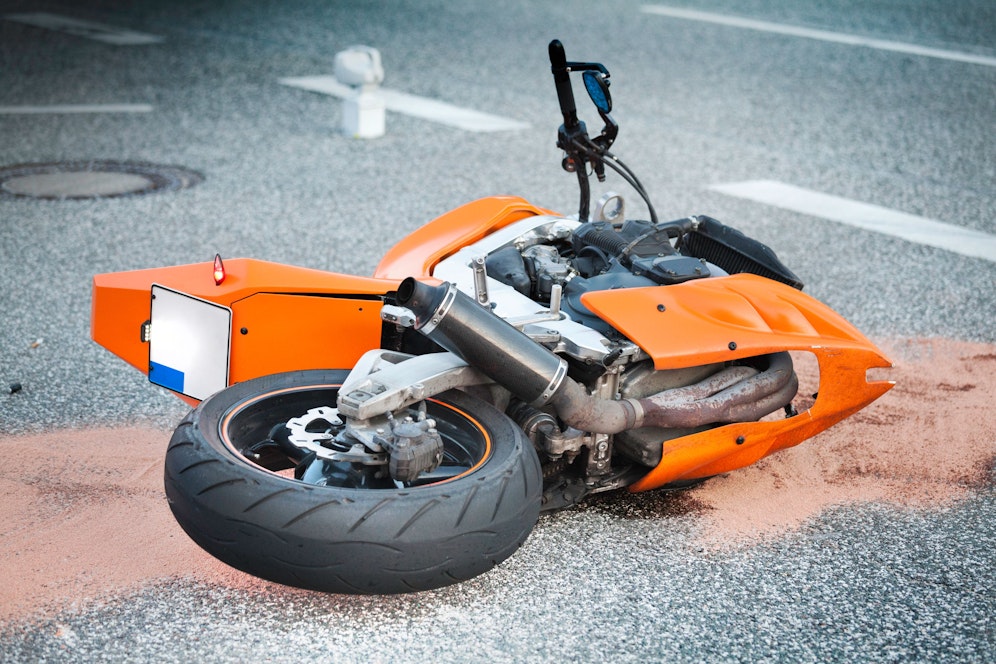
[[642, 5, 996, 68], [280, 76, 529, 133], [3, 12, 163, 45], [710, 180, 996, 263], [0, 104, 153, 114]]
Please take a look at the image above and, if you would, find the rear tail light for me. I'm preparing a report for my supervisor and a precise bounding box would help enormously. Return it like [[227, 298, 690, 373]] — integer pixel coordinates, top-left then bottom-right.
[[213, 254, 226, 285]]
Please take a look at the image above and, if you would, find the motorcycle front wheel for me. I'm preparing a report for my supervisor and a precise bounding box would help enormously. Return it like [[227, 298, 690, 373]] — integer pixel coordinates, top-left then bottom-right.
[[164, 369, 542, 594]]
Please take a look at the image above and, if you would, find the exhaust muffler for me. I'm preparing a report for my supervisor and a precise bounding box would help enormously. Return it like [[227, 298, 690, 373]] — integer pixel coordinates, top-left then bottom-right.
[[396, 277, 568, 407], [395, 278, 796, 433]]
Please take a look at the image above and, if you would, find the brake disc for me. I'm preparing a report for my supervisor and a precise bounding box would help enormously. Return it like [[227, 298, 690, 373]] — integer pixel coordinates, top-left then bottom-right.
[[285, 406, 386, 465]]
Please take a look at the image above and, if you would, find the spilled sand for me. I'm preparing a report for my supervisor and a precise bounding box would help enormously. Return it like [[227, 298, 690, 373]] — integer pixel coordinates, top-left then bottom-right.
[[689, 337, 995, 544], [1, 337, 993, 621]]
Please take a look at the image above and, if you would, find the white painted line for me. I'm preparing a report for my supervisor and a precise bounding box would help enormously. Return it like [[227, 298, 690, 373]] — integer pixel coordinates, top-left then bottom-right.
[[279, 76, 530, 133], [710, 180, 996, 263], [0, 104, 153, 114], [3, 12, 163, 45], [641, 5, 996, 68]]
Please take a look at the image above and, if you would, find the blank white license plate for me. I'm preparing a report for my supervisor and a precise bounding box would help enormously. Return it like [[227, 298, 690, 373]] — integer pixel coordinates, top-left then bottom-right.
[[149, 285, 231, 400]]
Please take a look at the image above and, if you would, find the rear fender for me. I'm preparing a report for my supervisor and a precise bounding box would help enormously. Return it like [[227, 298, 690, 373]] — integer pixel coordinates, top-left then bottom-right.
[[580, 274, 894, 489], [92, 259, 396, 404]]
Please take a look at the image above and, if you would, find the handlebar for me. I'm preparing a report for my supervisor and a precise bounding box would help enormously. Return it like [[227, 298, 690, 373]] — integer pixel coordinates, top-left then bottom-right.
[[547, 40, 659, 226], [548, 40, 580, 132]]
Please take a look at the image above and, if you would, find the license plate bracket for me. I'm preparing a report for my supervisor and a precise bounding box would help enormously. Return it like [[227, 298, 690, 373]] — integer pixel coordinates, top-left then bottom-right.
[[149, 285, 231, 400]]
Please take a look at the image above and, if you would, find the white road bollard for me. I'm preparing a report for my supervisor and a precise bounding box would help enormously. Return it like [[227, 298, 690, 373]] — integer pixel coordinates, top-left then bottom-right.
[[334, 46, 386, 138]]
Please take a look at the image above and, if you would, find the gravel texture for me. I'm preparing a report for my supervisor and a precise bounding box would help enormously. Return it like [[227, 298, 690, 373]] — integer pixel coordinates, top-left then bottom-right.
[[1, 493, 994, 662]]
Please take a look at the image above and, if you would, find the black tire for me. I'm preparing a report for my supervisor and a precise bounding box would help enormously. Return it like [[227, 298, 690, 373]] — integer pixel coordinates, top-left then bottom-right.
[[164, 369, 542, 594]]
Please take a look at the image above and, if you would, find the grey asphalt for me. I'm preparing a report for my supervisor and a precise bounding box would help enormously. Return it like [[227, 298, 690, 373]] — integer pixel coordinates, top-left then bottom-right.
[[1, 0, 994, 661]]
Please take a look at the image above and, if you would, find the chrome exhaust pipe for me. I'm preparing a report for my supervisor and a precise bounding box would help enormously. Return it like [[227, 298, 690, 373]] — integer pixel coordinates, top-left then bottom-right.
[[395, 278, 797, 433]]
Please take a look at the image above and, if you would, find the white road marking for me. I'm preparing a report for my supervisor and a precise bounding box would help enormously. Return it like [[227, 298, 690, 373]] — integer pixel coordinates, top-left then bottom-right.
[[3, 12, 163, 45], [641, 5, 996, 68], [0, 104, 153, 114], [709, 180, 996, 263], [279, 76, 530, 132]]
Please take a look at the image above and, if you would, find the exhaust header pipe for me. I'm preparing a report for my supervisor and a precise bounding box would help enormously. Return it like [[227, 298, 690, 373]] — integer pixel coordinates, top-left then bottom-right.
[[395, 278, 797, 433]]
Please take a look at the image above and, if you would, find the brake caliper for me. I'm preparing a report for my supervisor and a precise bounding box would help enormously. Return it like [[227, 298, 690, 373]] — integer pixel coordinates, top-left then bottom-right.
[[374, 414, 444, 483]]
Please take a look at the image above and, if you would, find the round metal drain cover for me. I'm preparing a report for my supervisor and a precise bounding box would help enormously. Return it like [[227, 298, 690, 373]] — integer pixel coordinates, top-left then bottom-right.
[[0, 161, 203, 200]]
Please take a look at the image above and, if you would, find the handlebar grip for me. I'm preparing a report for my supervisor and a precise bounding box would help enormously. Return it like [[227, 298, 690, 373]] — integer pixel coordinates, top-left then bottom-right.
[[549, 40, 579, 130]]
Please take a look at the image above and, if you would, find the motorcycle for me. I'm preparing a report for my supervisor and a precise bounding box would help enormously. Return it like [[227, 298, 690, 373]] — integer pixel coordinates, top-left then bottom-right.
[[91, 41, 893, 594]]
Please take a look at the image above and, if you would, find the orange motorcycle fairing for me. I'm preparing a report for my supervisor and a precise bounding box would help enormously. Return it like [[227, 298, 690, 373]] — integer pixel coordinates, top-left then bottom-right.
[[580, 274, 894, 490], [373, 195, 554, 280], [92, 258, 396, 405]]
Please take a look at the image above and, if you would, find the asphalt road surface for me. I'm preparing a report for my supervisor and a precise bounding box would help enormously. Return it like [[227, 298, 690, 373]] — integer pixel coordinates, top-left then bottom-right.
[[1, 0, 994, 661]]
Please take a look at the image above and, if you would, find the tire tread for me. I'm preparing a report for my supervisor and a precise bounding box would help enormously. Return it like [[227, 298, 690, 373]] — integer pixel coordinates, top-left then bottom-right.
[[164, 369, 542, 594]]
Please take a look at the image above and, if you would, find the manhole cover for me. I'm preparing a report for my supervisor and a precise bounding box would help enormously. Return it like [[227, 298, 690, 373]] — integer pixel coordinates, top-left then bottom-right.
[[0, 161, 204, 200]]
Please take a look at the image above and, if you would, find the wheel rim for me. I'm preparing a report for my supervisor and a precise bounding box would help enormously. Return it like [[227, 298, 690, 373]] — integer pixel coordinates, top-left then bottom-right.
[[219, 383, 492, 489]]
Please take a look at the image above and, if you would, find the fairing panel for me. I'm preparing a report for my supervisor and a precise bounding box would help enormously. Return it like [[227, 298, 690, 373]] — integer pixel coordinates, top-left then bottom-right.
[[581, 274, 881, 368], [579, 274, 894, 490], [373, 196, 552, 280]]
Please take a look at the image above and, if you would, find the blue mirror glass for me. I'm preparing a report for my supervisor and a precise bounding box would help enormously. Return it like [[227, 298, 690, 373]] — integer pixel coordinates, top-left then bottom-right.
[[583, 71, 611, 113]]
